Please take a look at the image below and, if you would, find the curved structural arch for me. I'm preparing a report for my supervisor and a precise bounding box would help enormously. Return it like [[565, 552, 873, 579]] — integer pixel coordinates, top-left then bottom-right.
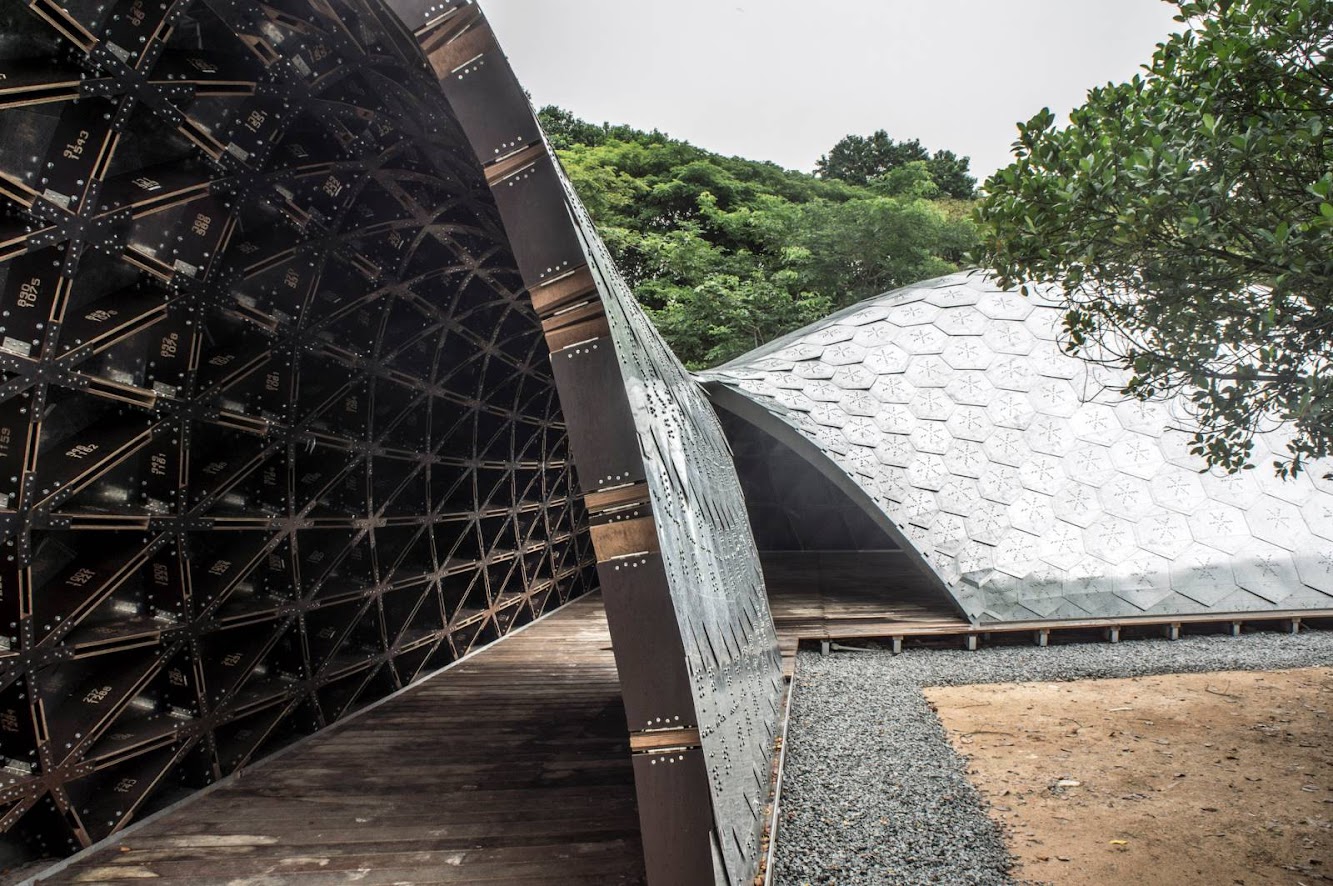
[[0, 0, 599, 867], [706, 381, 967, 617], [386, 5, 784, 882], [704, 272, 1333, 623], [0, 0, 783, 882]]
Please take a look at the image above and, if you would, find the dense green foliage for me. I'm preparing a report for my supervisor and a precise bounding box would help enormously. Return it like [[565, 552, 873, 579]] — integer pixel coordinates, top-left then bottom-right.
[[978, 0, 1333, 476], [815, 130, 976, 199], [540, 108, 980, 368]]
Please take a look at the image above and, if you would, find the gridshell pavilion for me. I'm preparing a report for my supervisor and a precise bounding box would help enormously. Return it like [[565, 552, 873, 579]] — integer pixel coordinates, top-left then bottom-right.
[[0, 0, 1328, 883]]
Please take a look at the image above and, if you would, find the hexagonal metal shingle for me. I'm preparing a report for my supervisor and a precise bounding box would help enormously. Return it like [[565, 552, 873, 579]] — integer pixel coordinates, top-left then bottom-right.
[[983, 322, 1038, 356], [1050, 482, 1102, 528], [1025, 414, 1078, 457], [1135, 511, 1194, 560], [699, 271, 1333, 625], [946, 406, 994, 443], [1231, 540, 1301, 603], [862, 345, 911, 375], [1069, 403, 1124, 446], [945, 372, 995, 406], [822, 342, 868, 366], [830, 364, 876, 390], [1151, 471, 1208, 513], [1295, 548, 1333, 595], [976, 290, 1035, 321], [887, 301, 941, 327], [1245, 495, 1305, 551], [905, 354, 953, 388], [898, 324, 948, 355], [933, 305, 990, 336], [1169, 544, 1236, 606], [1018, 454, 1066, 496], [1099, 473, 1155, 521], [941, 337, 993, 371], [908, 389, 955, 422]]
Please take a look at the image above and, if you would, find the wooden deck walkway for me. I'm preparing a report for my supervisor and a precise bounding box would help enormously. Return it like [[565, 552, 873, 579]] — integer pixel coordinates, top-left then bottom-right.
[[40, 595, 646, 886], [46, 549, 1314, 884], [763, 551, 968, 677], [764, 551, 968, 636], [763, 551, 1332, 662]]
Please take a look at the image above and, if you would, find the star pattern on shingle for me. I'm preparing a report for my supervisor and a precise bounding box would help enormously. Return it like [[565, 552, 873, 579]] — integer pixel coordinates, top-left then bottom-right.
[[703, 272, 1333, 621]]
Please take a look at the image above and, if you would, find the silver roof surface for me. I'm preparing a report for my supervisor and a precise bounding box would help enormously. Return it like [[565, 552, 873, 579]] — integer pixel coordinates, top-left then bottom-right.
[[702, 272, 1333, 623]]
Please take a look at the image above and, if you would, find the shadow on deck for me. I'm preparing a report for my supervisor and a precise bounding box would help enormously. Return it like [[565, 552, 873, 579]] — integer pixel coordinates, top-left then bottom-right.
[[38, 595, 645, 886], [762, 550, 968, 676], [762, 551, 1333, 671]]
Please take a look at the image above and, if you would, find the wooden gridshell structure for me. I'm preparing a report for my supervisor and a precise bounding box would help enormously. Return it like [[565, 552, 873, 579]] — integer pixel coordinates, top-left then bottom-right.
[[0, 0, 786, 884], [0, 0, 599, 872]]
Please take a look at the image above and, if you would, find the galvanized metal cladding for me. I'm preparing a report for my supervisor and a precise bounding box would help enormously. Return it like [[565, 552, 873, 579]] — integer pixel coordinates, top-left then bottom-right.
[[574, 198, 785, 886], [8, 0, 1320, 880], [703, 272, 1333, 624], [0, 0, 595, 867], [716, 406, 903, 553], [385, 3, 784, 883]]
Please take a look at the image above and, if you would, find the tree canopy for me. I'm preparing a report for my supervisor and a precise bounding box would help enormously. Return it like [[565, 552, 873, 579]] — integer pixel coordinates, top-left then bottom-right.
[[815, 130, 977, 199], [977, 0, 1333, 477], [541, 108, 979, 367]]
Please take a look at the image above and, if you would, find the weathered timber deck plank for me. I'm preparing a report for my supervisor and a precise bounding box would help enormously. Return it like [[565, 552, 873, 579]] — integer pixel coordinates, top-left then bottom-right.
[[763, 551, 970, 645], [43, 595, 646, 886]]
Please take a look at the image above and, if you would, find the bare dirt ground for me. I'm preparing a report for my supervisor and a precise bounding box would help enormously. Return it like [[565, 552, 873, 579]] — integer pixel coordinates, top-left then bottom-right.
[[926, 668, 1333, 885]]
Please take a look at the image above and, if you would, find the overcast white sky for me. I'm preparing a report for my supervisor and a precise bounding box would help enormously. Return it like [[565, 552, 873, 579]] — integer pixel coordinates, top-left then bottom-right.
[[483, 0, 1182, 182]]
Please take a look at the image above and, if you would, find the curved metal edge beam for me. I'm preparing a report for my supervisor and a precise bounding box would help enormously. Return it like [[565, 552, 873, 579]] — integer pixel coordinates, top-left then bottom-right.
[[380, 3, 784, 884], [703, 380, 976, 623]]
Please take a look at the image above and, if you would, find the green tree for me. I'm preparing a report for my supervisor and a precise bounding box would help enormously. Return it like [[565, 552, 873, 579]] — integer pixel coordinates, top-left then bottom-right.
[[924, 149, 976, 202], [816, 131, 928, 184], [816, 130, 977, 198], [977, 0, 1333, 476], [543, 108, 980, 367]]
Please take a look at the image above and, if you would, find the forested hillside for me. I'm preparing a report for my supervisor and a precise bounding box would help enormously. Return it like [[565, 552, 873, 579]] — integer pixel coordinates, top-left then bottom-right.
[[539, 107, 980, 368]]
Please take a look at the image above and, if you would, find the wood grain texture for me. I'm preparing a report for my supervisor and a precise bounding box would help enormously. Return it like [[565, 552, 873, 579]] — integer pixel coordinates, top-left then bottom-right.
[[43, 596, 646, 886], [764, 550, 969, 645]]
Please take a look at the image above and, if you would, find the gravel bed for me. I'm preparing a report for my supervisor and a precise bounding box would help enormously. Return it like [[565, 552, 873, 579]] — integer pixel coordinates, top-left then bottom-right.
[[775, 628, 1333, 885]]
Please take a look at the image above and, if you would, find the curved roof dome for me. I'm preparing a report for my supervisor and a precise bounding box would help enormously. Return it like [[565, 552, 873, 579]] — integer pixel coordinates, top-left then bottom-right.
[[702, 272, 1333, 623]]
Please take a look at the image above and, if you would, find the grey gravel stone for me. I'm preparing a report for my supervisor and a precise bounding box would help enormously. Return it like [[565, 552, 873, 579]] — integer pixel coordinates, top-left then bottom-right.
[[775, 628, 1333, 885]]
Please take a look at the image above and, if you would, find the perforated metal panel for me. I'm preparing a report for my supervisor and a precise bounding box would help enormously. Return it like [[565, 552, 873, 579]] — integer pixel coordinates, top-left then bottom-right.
[[388, 3, 784, 883], [0, 0, 594, 868], [703, 272, 1333, 623], [717, 407, 901, 552], [578, 206, 784, 884]]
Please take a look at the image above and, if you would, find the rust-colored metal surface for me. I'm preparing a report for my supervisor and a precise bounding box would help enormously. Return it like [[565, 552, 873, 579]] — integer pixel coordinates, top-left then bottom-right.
[[0, 0, 594, 872]]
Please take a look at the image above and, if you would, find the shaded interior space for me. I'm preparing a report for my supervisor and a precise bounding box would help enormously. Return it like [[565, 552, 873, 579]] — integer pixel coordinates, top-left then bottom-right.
[[714, 409, 967, 657], [39, 594, 644, 886], [0, 0, 596, 870]]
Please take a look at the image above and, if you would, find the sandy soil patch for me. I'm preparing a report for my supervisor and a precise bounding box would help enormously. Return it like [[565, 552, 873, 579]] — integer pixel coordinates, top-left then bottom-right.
[[926, 668, 1333, 885]]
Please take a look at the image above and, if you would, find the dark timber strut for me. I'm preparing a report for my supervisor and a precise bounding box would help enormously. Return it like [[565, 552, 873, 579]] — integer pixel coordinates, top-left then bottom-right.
[[34, 594, 646, 886], [0, 0, 600, 872], [0, 0, 780, 880]]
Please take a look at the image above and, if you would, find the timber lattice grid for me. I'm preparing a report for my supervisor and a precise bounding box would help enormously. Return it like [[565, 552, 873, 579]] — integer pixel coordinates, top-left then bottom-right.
[[0, 0, 786, 884], [0, 0, 599, 868]]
